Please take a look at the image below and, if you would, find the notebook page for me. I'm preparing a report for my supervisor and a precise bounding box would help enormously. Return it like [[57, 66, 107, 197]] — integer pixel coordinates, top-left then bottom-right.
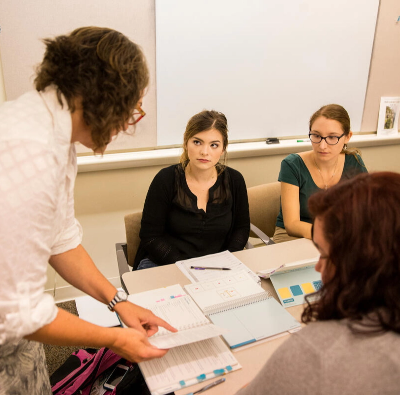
[[270, 265, 322, 308], [149, 324, 227, 349], [139, 336, 241, 395], [208, 297, 301, 349], [127, 284, 226, 348], [75, 293, 121, 327], [175, 250, 260, 284], [184, 270, 268, 312], [128, 284, 208, 334]]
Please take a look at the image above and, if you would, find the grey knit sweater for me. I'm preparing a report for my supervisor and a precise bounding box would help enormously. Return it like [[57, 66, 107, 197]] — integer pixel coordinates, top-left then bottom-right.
[[236, 320, 400, 395]]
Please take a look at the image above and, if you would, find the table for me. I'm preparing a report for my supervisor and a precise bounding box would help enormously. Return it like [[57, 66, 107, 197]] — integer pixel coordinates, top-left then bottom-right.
[[122, 238, 319, 395]]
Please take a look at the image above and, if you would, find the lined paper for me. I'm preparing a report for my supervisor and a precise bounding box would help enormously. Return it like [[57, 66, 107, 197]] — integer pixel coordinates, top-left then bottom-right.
[[127, 284, 226, 348]]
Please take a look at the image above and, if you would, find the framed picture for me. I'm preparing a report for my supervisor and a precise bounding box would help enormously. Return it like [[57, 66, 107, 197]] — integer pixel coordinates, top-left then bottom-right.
[[377, 97, 400, 136]]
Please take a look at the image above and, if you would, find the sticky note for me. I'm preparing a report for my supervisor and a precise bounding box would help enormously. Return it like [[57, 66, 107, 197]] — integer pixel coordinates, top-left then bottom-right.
[[226, 365, 233, 371], [278, 287, 291, 299], [179, 380, 186, 386], [290, 285, 303, 296], [213, 369, 225, 375], [301, 282, 314, 294], [196, 374, 206, 381], [313, 280, 323, 291]]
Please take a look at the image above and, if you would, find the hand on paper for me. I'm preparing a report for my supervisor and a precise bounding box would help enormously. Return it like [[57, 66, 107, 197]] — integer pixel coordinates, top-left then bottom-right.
[[110, 327, 170, 362], [115, 301, 178, 336]]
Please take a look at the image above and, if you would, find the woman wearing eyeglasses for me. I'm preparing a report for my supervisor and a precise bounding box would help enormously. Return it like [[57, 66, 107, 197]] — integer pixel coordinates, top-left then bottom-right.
[[133, 110, 250, 270], [0, 27, 176, 394], [273, 104, 367, 243]]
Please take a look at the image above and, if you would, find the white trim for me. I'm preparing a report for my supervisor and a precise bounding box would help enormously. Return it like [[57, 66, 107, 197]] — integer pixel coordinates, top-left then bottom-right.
[[45, 276, 122, 303], [77, 133, 400, 173]]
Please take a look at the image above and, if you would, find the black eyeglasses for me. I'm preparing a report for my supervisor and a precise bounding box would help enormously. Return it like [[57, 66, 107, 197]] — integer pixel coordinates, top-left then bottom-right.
[[309, 133, 345, 145]]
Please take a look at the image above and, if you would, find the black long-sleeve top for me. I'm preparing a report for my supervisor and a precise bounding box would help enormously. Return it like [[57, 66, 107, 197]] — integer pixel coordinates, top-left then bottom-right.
[[133, 164, 250, 269]]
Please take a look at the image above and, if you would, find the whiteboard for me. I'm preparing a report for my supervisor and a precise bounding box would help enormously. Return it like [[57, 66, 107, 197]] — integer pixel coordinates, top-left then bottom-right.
[[156, 0, 379, 146]]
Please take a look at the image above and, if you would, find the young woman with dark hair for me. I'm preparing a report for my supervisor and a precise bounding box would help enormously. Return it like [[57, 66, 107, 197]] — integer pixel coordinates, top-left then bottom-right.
[[0, 27, 175, 394], [237, 172, 400, 395], [273, 104, 368, 243], [134, 110, 250, 270]]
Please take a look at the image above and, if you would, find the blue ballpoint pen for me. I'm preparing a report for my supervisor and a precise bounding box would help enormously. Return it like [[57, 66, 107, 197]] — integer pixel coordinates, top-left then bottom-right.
[[186, 378, 226, 395]]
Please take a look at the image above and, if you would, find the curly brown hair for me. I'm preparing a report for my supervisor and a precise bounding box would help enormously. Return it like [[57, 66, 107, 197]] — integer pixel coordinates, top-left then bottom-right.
[[35, 26, 149, 150], [303, 172, 400, 335]]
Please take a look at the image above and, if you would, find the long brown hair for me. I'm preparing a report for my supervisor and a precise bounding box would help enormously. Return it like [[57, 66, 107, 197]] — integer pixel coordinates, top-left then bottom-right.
[[180, 110, 228, 174], [303, 172, 400, 335], [309, 104, 361, 157], [35, 26, 149, 150]]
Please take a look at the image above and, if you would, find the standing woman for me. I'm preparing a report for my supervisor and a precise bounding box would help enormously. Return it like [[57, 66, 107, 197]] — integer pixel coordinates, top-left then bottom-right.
[[0, 27, 175, 394], [237, 172, 400, 394], [134, 110, 250, 270], [273, 104, 367, 243]]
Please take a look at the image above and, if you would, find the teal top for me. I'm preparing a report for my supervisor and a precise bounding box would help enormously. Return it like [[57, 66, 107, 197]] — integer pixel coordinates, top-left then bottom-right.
[[276, 153, 367, 228]]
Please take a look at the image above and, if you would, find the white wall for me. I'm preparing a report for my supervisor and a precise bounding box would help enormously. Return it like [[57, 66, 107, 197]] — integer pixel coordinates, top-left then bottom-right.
[[0, 47, 6, 104]]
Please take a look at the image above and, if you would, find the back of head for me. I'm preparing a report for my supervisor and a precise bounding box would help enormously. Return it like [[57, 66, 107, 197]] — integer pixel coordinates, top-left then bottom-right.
[[35, 26, 149, 149], [180, 110, 228, 169], [304, 172, 400, 334]]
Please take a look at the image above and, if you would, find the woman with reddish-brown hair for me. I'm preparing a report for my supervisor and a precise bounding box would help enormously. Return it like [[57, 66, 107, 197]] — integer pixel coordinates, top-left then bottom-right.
[[237, 172, 400, 395]]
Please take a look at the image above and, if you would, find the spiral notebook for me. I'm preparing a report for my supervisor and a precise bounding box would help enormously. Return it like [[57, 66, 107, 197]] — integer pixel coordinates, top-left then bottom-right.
[[184, 271, 301, 349]]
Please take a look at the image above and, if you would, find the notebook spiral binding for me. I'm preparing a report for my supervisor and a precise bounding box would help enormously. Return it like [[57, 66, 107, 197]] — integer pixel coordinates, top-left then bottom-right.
[[205, 291, 273, 316]]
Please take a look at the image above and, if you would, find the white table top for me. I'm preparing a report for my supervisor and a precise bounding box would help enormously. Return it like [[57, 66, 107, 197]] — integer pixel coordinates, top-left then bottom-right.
[[122, 238, 319, 395]]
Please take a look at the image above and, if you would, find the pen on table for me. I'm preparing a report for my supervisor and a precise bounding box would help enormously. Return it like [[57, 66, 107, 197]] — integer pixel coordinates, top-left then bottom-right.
[[186, 378, 226, 395], [297, 139, 310, 142], [268, 263, 285, 275], [190, 266, 231, 270]]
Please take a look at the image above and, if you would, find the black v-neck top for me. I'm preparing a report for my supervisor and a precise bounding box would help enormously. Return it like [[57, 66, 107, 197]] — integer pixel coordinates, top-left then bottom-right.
[[133, 164, 250, 269]]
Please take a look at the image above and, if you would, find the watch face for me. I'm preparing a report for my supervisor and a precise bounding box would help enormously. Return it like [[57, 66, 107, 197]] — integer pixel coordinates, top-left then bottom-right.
[[116, 290, 128, 302]]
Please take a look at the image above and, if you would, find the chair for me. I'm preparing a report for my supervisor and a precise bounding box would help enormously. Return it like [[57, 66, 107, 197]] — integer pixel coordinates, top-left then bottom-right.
[[246, 181, 281, 247], [115, 211, 142, 291]]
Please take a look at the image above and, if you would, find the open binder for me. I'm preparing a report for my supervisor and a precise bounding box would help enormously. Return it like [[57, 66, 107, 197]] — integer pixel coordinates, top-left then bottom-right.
[[184, 271, 301, 349], [257, 257, 321, 308]]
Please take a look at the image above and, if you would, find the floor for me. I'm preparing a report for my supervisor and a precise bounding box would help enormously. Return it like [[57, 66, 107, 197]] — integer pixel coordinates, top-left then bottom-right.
[[43, 300, 90, 377]]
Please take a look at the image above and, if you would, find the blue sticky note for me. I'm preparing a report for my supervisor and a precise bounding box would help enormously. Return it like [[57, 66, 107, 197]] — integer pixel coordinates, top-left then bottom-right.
[[283, 298, 295, 304], [213, 369, 225, 376], [226, 365, 233, 371], [196, 374, 206, 381], [290, 285, 303, 296], [313, 280, 323, 291], [179, 380, 186, 386]]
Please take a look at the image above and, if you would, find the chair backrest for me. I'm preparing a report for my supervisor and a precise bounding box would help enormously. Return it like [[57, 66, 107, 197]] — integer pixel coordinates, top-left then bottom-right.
[[124, 210, 143, 267], [247, 182, 281, 238]]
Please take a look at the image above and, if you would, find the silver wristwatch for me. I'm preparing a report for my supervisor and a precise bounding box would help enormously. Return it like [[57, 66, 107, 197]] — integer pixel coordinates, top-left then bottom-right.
[[107, 290, 128, 311]]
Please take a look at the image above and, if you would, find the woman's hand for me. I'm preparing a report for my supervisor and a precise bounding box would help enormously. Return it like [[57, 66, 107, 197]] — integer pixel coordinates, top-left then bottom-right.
[[109, 327, 170, 362], [114, 301, 177, 337]]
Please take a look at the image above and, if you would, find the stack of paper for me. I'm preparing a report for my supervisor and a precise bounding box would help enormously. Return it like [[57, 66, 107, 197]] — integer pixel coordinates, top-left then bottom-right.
[[127, 284, 241, 395]]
